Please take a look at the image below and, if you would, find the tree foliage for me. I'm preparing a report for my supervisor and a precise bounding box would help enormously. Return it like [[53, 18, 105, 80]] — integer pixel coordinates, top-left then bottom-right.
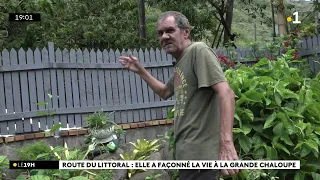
[[0, 0, 158, 50], [0, 0, 317, 51]]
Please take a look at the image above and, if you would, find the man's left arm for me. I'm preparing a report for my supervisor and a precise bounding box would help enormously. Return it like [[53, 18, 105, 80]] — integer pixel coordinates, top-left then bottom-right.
[[212, 81, 239, 176]]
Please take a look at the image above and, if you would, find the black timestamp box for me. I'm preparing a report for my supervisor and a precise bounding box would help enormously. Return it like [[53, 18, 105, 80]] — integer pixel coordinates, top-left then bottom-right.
[[9, 13, 41, 22]]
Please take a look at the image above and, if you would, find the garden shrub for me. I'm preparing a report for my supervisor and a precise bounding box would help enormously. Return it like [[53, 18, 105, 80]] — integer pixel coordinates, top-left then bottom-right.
[[224, 49, 320, 179], [18, 140, 52, 161]]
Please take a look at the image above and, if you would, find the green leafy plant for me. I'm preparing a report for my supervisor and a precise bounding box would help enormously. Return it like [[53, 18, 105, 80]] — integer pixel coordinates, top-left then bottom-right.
[[15, 174, 51, 180], [18, 141, 52, 161], [92, 169, 114, 180], [223, 49, 320, 179], [0, 156, 9, 179], [165, 107, 176, 160], [164, 128, 176, 160], [129, 139, 162, 157], [115, 128, 126, 136], [120, 138, 162, 178], [120, 149, 149, 178], [85, 110, 117, 129], [19, 142, 98, 180], [37, 93, 64, 136], [145, 171, 162, 180]]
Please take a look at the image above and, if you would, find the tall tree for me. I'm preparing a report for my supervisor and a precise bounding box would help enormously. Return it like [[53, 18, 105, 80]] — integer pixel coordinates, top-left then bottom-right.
[[138, 0, 147, 39], [275, 0, 288, 35], [223, 0, 235, 46]]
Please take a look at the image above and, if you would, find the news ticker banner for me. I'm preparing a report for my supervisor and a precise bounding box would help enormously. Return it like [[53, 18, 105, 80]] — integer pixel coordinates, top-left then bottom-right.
[[10, 160, 300, 170]]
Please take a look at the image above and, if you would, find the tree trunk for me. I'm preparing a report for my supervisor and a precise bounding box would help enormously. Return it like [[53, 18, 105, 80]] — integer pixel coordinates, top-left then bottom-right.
[[276, 0, 287, 35], [138, 0, 146, 39], [271, 0, 276, 39], [223, 0, 234, 45], [316, 0, 320, 34]]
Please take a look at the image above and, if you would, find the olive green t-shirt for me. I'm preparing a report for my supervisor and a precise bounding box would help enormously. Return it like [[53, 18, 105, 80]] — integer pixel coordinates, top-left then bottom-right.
[[165, 42, 226, 160]]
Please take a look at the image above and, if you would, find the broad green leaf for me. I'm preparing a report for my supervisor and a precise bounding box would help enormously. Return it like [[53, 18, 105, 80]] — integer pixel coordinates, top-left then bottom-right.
[[36, 111, 49, 116], [280, 89, 299, 100], [286, 49, 296, 56], [241, 123, 252, 135], [252, 124, 263, 134], [305, 139, 319, 153], [304, 160, 320, 170], [258, 76, 274, 83], [263, 112, 276, 129], [272, 135, 280, 144], [272, 122, 283, 135], [47, 93, 53, 99], [305, 123, 313, 136], [301, 146, 312, 157], [238, 135, 252, 153], [50, 124, 64, 133], [272, 142, 290, 155], [289, 67, 300, 74], [29, 175, 51, 180], [253, 147, 265, 159], [68, 176, 89, 180], [232, 128, 243, 134], [296, 120, 307, 133], [274, 91, 282, 106], [242, 109, 254, 121], [15, 175, 27, 180], [299, 87, 306, 103], [265, 98, 271, 106], [49, 111, 56, 116], [236, 96, 249, 107], [239, 170, 249, 180], [244, 90, 263, 102], [278, 112, 295, 135], [314, 126, 320, 136], [312, 172, 320, 180], [234, 113, 240, 121], [53, 146, 65, 153], [282, 67, 290, 77], [309, 133, 320, 145], [283, 76, 301, 86], [307, 103, 320, 118], [265, 146, 278, 160], [295, 141, 305, 150], [36, 153, 49, 160], [312, 149, 319, 158], [252, 133, 263, 144], [37, 101, 49, 106], [305, 89, 313, 103], [249, 79, 259, 90], [281, 134, 294, 146], [253, 58, 269, 68]]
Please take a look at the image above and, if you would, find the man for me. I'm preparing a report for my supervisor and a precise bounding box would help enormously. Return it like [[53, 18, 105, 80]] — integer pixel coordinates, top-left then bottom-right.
[[119, 11, 239, 179]]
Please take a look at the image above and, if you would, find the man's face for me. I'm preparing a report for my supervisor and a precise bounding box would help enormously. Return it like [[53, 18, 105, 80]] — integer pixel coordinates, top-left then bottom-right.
[[157, 16, 189, 55]]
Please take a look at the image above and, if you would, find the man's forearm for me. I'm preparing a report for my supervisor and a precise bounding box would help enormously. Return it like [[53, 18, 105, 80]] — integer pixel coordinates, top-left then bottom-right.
[[219, 90, 235, 143], [138, 68, 167, 98]]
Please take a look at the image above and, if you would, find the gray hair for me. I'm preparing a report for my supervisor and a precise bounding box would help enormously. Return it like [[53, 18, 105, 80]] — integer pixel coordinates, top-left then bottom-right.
[[157, 11, 190, 30]]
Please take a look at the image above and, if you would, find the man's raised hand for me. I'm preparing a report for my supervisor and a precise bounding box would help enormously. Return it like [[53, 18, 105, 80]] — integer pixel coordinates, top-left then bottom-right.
[[119, 55, 143, 73]]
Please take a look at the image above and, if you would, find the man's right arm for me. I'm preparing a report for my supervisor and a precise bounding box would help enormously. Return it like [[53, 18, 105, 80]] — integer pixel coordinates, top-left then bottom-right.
[[138, 68, 173, 100]]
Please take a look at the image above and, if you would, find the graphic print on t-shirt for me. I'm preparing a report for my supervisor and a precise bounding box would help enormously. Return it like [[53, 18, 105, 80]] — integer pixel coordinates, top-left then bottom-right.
[[174, 67, 188, 117]]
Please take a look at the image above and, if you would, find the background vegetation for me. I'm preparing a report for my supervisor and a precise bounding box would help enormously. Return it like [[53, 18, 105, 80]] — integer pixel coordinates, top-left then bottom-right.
[[0, 0, 318, 51]]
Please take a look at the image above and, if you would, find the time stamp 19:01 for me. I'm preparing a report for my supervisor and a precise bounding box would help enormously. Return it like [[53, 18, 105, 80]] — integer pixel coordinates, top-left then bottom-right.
[[9, 13, 41, 22]]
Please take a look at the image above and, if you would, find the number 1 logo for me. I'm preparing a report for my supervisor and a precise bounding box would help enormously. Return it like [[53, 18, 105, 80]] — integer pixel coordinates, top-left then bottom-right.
[[292, 12, 301, 24]]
